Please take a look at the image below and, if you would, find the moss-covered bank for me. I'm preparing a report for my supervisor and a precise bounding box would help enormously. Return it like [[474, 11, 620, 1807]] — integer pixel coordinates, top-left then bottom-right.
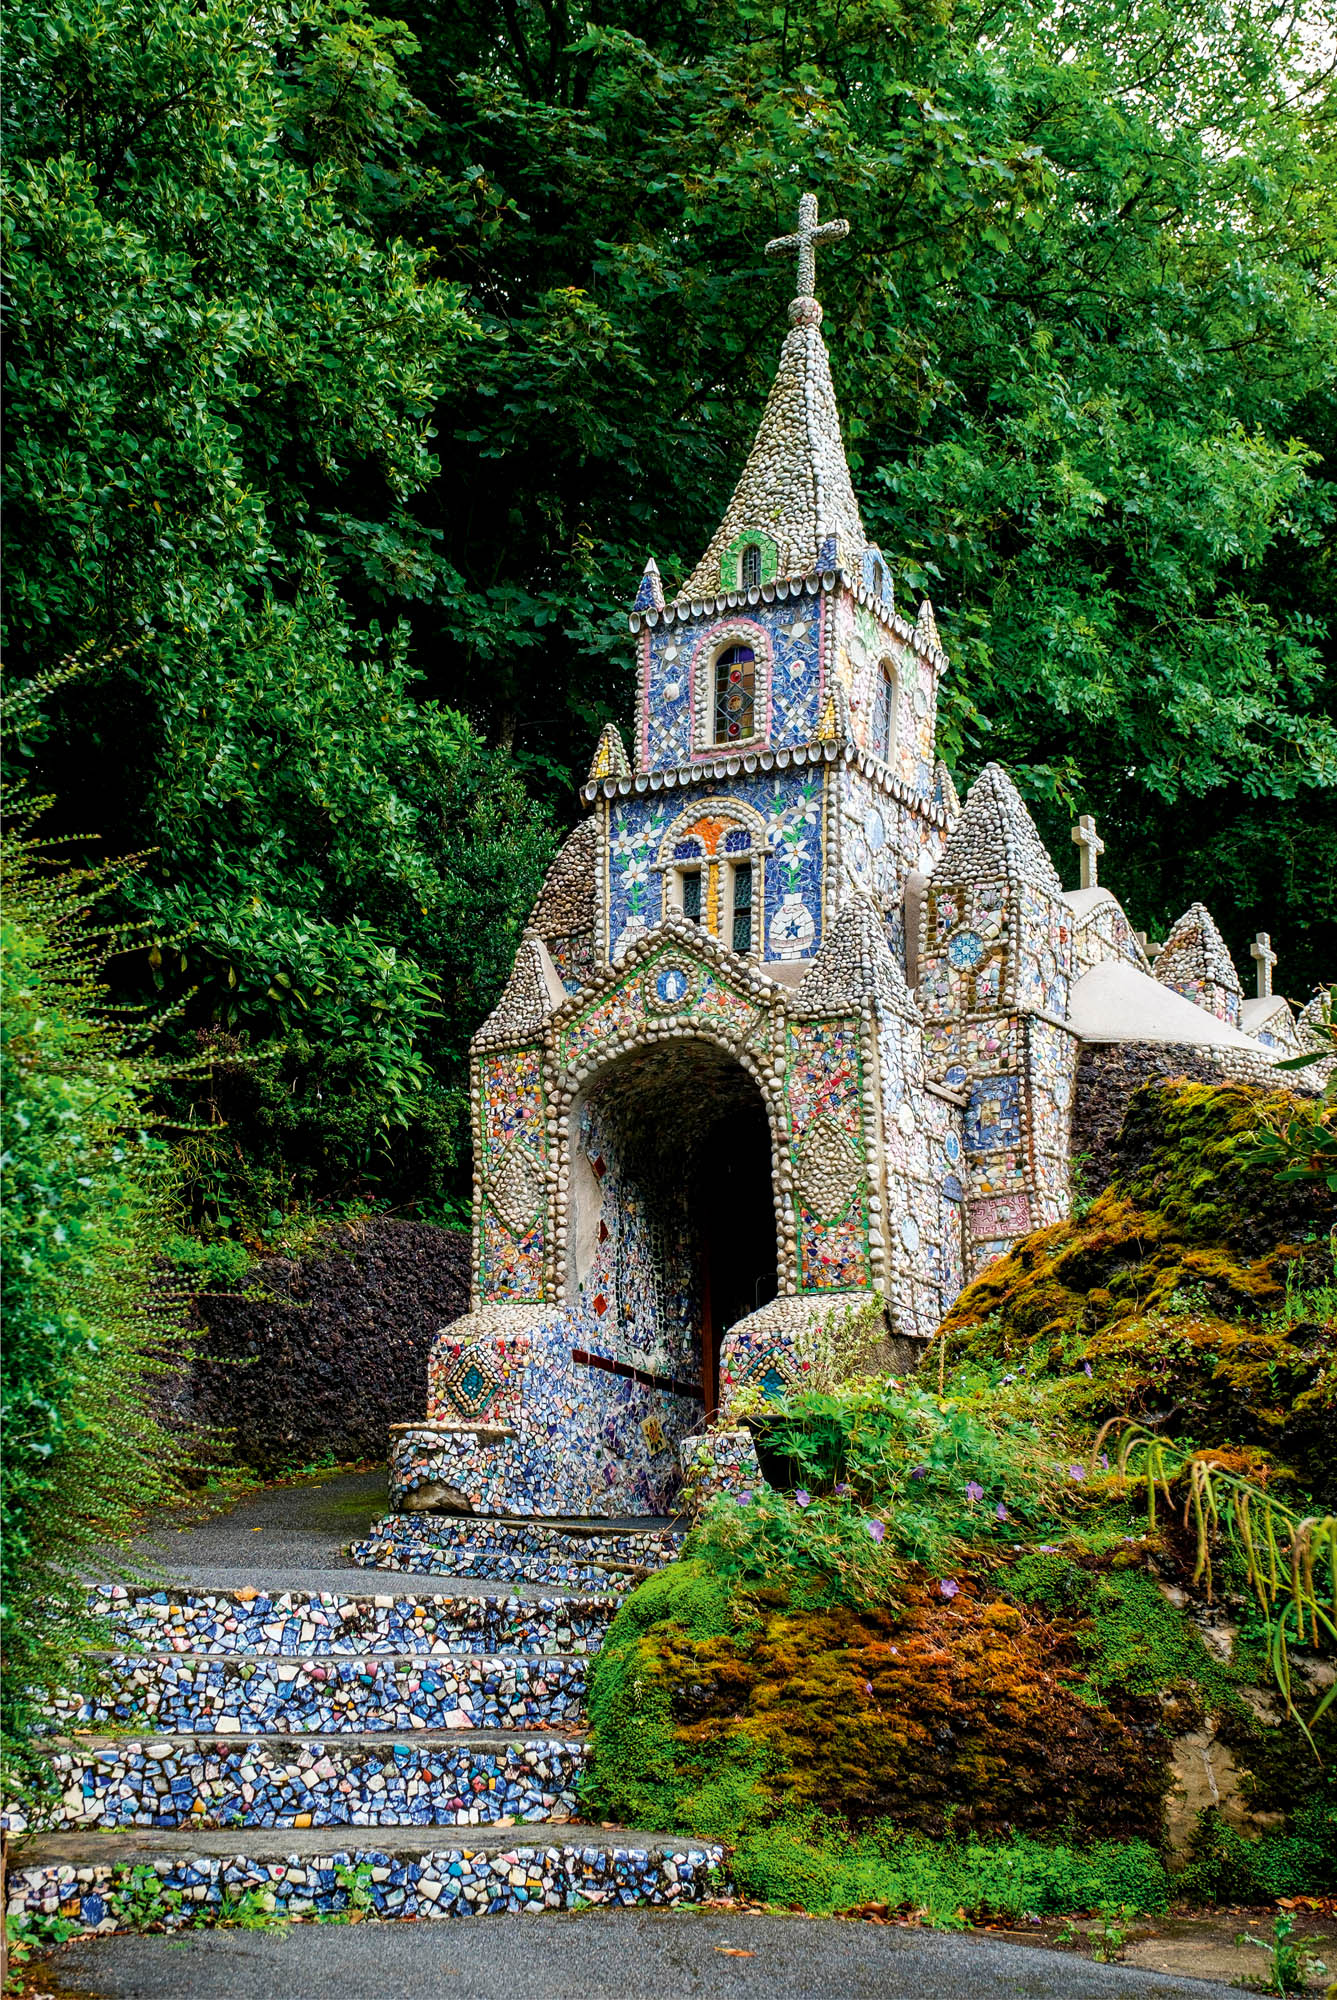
[[584, 1081, 1335, 1918]]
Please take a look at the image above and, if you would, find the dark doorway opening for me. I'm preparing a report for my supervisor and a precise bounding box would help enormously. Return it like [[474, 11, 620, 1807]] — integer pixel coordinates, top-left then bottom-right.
[[571, 1039, 778, 1420], [690, 1092, 777, 1415]]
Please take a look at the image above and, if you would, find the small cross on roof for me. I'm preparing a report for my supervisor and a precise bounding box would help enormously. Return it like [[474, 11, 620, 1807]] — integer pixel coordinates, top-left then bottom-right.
[[1250, 930, 1277, 998], [1071, 813, 1105, 890], [765, 193, 850, 301]]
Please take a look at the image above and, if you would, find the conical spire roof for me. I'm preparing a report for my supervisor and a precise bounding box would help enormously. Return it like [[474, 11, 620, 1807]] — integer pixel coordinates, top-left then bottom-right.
[[677, 297, 867, 601], [796, 893, 918, 1021], [586, 722, 631, 785], [937, 763, 1063, 895], [1154, 903, 1242, 997], [474, 937, 567, 1048]]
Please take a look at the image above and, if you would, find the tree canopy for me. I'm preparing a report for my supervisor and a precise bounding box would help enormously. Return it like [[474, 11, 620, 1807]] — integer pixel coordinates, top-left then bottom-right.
[[3, 0, 1334, 1218]]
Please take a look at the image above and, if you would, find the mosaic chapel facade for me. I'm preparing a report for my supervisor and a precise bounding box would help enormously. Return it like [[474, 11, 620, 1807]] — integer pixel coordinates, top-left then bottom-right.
[[389, 199, 1311, 1520]]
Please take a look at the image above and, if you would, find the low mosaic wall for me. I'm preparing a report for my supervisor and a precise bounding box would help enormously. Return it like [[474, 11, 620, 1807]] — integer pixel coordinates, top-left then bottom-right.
[[397, 1307, 701, 1516], [33, 1736, 584, 1832], [7, 1841, 726, 1930]]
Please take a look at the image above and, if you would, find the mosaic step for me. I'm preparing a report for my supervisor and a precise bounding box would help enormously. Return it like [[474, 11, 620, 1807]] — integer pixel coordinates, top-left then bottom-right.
[[54, 1653, 587, 1737], [93, 1587, 615, 1658], [7, 1830, 726, 1930], [34, 1732, 585, 1832], [348, 1513, 685, 1588]]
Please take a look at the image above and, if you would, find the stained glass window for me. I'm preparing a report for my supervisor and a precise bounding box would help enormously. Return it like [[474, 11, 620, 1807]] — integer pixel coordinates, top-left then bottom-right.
[[732, 862, 753, 953], [681, 869, 702, 922], [714, 644, 755, 744], [740, 543, 762, 589], [871, 663, 897, 761]]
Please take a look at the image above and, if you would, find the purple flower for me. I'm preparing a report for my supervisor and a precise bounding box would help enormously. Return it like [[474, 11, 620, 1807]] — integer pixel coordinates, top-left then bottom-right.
[[834, 1482, 852, 1496], [1068, 1464, 1086, 1482], [1001, 1372, 1016, 1385], [965, 1480, 984, 1503], [939, 1578, 960, 1599], [910, 1465, 929, 1480], [794, 1489, 811, 1509], [1083, 1361, 1093, 1378], [863, 1680, 873, 1697], [995, 1502, 1008, 1521], [1099, 1453, 1110, 1471], [866, 1518, 886, 1543], [736, 1490, 753, 1506]]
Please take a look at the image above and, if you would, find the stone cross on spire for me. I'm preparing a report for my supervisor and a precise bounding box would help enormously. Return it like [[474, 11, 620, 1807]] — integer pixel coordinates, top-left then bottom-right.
[[1250, 930, 1277, 998], [766, 192, 850, 302], [1071, 813, 1105, 890]]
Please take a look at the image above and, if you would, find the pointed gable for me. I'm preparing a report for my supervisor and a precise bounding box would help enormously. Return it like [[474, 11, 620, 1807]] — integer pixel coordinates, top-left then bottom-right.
[[586, 723, 631, 785], [676, 298, 867, 602], [937, 762, 1063, 896], [796, 893, 918, 1021], [1154, 903, 1243, 1026], [474, 937, 567, 1049], [632, 556, 665, 613]]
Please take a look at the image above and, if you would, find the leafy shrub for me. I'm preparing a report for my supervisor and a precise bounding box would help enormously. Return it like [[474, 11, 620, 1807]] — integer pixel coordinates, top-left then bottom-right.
[[1, 680, 196, 1794], [1178, 1803, 1337, 1902], [731, 1821, 1172, 1921]]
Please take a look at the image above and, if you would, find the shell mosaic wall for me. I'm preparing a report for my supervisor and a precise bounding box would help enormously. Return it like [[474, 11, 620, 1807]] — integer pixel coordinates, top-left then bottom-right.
[[390, 194, 1303, 1519]]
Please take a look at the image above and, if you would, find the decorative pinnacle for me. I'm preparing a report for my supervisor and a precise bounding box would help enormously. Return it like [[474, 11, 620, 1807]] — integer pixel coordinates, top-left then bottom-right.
[[1250, 930, 1277, 998], [1071, 812, 1104, 891], [765, 192, 850, 303]]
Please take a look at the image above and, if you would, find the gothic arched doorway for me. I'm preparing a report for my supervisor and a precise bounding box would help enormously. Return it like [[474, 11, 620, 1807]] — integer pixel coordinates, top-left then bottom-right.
[[566, 1038, 779, 1418]]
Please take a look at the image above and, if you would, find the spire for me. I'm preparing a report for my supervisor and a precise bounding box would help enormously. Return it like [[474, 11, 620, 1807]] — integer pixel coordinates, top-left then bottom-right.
[[932, 759, 960, 820], [474, 937, 567, 1048], [676, 194, 866, 602], [915, 598, 942, 652], [937, 763, 1064, 896], [1153, 903, 1243, 1011], [586, 722, 631, 785], [814, 678, 852, 744], [796, 892, 918, 1020], [632, 556, 664, 613]]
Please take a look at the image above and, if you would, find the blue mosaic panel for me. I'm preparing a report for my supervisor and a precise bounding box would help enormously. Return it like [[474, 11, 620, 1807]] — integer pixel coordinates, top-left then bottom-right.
[[607, 770, 826, 965], [965, 1074, 1022, 1154], [640, 600, 824, 769]]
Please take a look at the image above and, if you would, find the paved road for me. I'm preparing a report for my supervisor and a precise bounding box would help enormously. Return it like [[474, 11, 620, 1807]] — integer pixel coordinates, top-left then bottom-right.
[[35, 1907, 1244, 2000]]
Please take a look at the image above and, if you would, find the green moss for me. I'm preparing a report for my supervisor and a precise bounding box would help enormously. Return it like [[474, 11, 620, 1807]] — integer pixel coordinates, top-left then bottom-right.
[[1004, 1557, 1247, 1712], [942, 1082, 1335, 1486], [1178, 1803, 1337, 1902], [730, 1819, 1172, 1919]]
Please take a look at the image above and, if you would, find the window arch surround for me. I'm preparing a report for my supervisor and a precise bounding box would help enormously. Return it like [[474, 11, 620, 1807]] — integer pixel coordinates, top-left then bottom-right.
[[870, 657, 899, 765], [690, 620, 771, 756], [655, 796, 769, 956]]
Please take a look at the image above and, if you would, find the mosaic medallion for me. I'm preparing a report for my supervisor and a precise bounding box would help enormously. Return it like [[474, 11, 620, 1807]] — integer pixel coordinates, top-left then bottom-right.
[[440, 1350, 501, 1422], [651, 963, 694, 1009], [947, 929, 986, 970]]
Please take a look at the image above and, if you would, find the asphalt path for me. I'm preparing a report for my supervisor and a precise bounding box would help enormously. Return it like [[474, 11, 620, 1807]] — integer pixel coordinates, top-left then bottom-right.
[[34, 1907, 1245, 2000]]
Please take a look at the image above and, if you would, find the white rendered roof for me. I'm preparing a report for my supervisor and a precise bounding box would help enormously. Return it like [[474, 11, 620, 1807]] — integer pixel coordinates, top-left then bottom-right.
[[1068, 958, 1277, 1054]]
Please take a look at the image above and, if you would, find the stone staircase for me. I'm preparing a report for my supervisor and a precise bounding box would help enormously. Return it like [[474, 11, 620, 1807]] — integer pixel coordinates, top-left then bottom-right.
[[6, 1510, 720, 1932]]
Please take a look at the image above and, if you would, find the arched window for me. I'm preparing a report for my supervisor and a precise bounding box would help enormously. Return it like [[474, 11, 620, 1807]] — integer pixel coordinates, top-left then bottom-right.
[[714, 644, 756, 744], [871, 662, 898, 762], [740, 543, 762, 590]]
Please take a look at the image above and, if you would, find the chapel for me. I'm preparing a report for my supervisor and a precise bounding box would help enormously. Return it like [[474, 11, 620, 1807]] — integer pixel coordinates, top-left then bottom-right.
[[388, 197, 1317, 1520]]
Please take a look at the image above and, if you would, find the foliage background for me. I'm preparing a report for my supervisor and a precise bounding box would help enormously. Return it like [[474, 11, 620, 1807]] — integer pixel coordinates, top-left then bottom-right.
[[0, 692, 194, 1790], [4, 0, 1335, 1218]]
